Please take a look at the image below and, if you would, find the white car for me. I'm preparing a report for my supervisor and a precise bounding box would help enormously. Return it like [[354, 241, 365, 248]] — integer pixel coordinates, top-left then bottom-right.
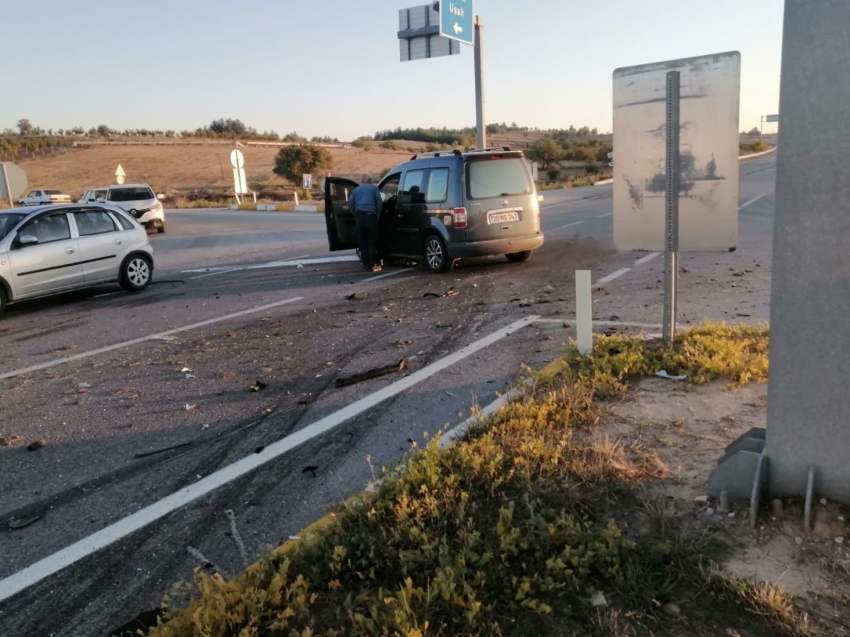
[[105, 184, 166, 233], [18, 190, 72, 206], [0, 204, 155, 314], [78, 187, 109, 204]]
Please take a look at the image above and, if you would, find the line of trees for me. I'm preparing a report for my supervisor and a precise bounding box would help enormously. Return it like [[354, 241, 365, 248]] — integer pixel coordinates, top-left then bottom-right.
[[372, 123, 603, 145], [0, 119, 344, 157]]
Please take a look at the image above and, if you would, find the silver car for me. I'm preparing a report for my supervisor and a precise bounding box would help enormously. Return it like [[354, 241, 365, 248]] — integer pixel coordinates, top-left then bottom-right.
[[0, 204, 155, 315]]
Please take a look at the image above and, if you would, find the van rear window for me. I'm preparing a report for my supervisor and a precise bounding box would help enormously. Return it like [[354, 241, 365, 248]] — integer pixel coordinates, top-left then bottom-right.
[[466, 157, 532, 199]]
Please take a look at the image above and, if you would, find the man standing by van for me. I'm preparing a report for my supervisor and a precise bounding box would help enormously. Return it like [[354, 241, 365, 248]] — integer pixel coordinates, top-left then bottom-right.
[[348, 173, 383, 272]]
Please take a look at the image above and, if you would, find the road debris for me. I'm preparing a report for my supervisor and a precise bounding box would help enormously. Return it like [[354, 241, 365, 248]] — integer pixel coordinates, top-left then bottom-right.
[[185, 403, 197, 410], [8, 514, 41, 530], [250, 380, 268, 392], [423, 287, 459, 298], [225, 510, 250, 566], [181, 367, 193, 373], [302, 465, 318, 478], [0, 434, 23, 447], [27, 438, 49, 452], [395, 339, 414, 349], [201, 424, 210, 430], [345, 292, 361, 301], [335, 359, 409, 388], [133, 441, 193, 459], [655, 370, 687, 381], [77, 382, 91, 389]]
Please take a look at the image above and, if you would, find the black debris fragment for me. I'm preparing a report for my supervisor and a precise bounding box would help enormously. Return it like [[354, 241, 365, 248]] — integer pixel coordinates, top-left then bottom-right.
[[335, 360, 409, 388]]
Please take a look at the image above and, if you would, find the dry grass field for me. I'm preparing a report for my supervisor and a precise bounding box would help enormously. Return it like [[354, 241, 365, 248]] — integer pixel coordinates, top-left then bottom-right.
[[17, 145, 415, 198]]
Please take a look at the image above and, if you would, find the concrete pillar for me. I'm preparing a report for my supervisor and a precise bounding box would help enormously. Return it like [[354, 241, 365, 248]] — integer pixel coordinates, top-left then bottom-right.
[[766, 0, 850, 503]]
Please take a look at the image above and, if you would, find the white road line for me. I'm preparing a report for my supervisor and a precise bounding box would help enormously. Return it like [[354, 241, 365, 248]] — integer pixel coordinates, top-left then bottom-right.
[[598, 212, 613, 218], [739, 193, 767, 210], [0, 297, 304, 381], [192, 268, 239, 280], [596, 268, 631, 285], [0, 315, 539, 603], [362, 268, 413, 283], [190, 254, 314, 280], [634, 252, 661, 266], [554, 220, 585, 230], [182, 255, 358, 275]]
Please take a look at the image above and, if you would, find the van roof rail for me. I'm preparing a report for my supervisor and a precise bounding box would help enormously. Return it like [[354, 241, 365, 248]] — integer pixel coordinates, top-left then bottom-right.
[[464, 146, 513, 153], [410, 148, 464, 160]]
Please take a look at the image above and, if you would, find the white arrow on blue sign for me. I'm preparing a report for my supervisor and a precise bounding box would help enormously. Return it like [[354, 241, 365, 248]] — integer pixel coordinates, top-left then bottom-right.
[[439, 0, 474, 46]]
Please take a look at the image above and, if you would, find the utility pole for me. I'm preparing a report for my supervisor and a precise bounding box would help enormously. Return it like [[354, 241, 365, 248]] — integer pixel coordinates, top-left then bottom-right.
[[474, 16, 486, 149]]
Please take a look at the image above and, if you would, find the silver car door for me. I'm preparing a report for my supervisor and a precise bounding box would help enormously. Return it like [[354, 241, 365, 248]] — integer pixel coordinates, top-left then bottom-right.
[[72, 208, 125, 283], [8, 211, 83, 297]]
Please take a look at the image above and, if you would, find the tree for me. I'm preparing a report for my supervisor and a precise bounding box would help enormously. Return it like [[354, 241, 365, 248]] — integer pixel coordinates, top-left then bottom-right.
[[351, 136, 373, 150], [273, 145, 334, 184], [17, 119, 32, 135], [527, 137, 564, 170], [209, 118, 247, 136]]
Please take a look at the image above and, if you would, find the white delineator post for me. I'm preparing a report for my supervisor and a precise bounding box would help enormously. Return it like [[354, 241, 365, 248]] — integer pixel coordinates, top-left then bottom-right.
[[575, 270, 593, 356]]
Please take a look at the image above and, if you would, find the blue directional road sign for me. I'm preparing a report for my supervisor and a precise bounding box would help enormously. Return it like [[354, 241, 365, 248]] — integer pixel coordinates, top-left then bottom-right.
[[439, 0, 474, 46]]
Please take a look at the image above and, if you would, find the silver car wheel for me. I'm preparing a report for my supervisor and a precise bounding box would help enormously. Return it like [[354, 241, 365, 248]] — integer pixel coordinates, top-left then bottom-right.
[[426, 237, 443, 271], [127, 258, 150, 287]]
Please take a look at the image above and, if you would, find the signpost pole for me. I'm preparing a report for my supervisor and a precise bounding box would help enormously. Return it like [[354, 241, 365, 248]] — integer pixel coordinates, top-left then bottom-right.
[[662, 70, 681, 346], [1, 164, 14, 208], [474, 15, 486, 150]]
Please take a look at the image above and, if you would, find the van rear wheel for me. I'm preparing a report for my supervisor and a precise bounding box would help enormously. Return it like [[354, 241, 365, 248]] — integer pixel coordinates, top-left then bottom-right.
[[425, 235, 452, 273], [506, 250, 532, 263]]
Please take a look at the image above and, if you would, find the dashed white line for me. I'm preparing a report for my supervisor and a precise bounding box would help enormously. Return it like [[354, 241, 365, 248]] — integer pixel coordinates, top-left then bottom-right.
[[596, 268, 631, 285], [554, 220, 585, 231], [634, 252, 661, 266], [0, 315, 540, 603], [739, 193, 767, 210], [0, 296, 304, 381]]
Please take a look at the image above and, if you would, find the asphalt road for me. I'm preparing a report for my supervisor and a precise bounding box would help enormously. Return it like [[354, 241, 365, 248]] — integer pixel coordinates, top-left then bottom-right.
[[0, 154, 777, 637]]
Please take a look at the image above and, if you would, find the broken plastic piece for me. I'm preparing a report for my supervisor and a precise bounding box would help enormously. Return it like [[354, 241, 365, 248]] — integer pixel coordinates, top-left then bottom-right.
[[655, 370, 686, 381]]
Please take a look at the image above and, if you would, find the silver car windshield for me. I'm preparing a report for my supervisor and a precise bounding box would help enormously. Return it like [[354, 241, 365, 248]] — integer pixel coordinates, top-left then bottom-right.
[[108, 187, 155, 202]]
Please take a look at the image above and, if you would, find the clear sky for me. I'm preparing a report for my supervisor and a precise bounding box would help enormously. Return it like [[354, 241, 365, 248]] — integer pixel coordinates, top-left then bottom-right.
[[3, 0, 783, 139]]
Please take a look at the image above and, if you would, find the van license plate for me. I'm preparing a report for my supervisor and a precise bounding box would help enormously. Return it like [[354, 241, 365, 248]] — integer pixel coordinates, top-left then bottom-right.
[[488, 211, 520, 224]]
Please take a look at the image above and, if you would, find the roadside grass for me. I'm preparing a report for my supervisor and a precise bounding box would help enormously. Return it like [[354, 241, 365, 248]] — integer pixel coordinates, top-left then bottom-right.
[[538, 174, 611, 190], [148, 322, 818, 637]]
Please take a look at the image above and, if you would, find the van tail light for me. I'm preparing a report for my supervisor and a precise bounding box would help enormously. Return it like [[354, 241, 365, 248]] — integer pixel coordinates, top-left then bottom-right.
[[452, 207, 468, 228]]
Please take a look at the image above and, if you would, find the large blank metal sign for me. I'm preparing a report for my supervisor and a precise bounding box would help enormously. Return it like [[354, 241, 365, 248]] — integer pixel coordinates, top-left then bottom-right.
[[399, 4, 461, 62], [613, 52, 741, 251]]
